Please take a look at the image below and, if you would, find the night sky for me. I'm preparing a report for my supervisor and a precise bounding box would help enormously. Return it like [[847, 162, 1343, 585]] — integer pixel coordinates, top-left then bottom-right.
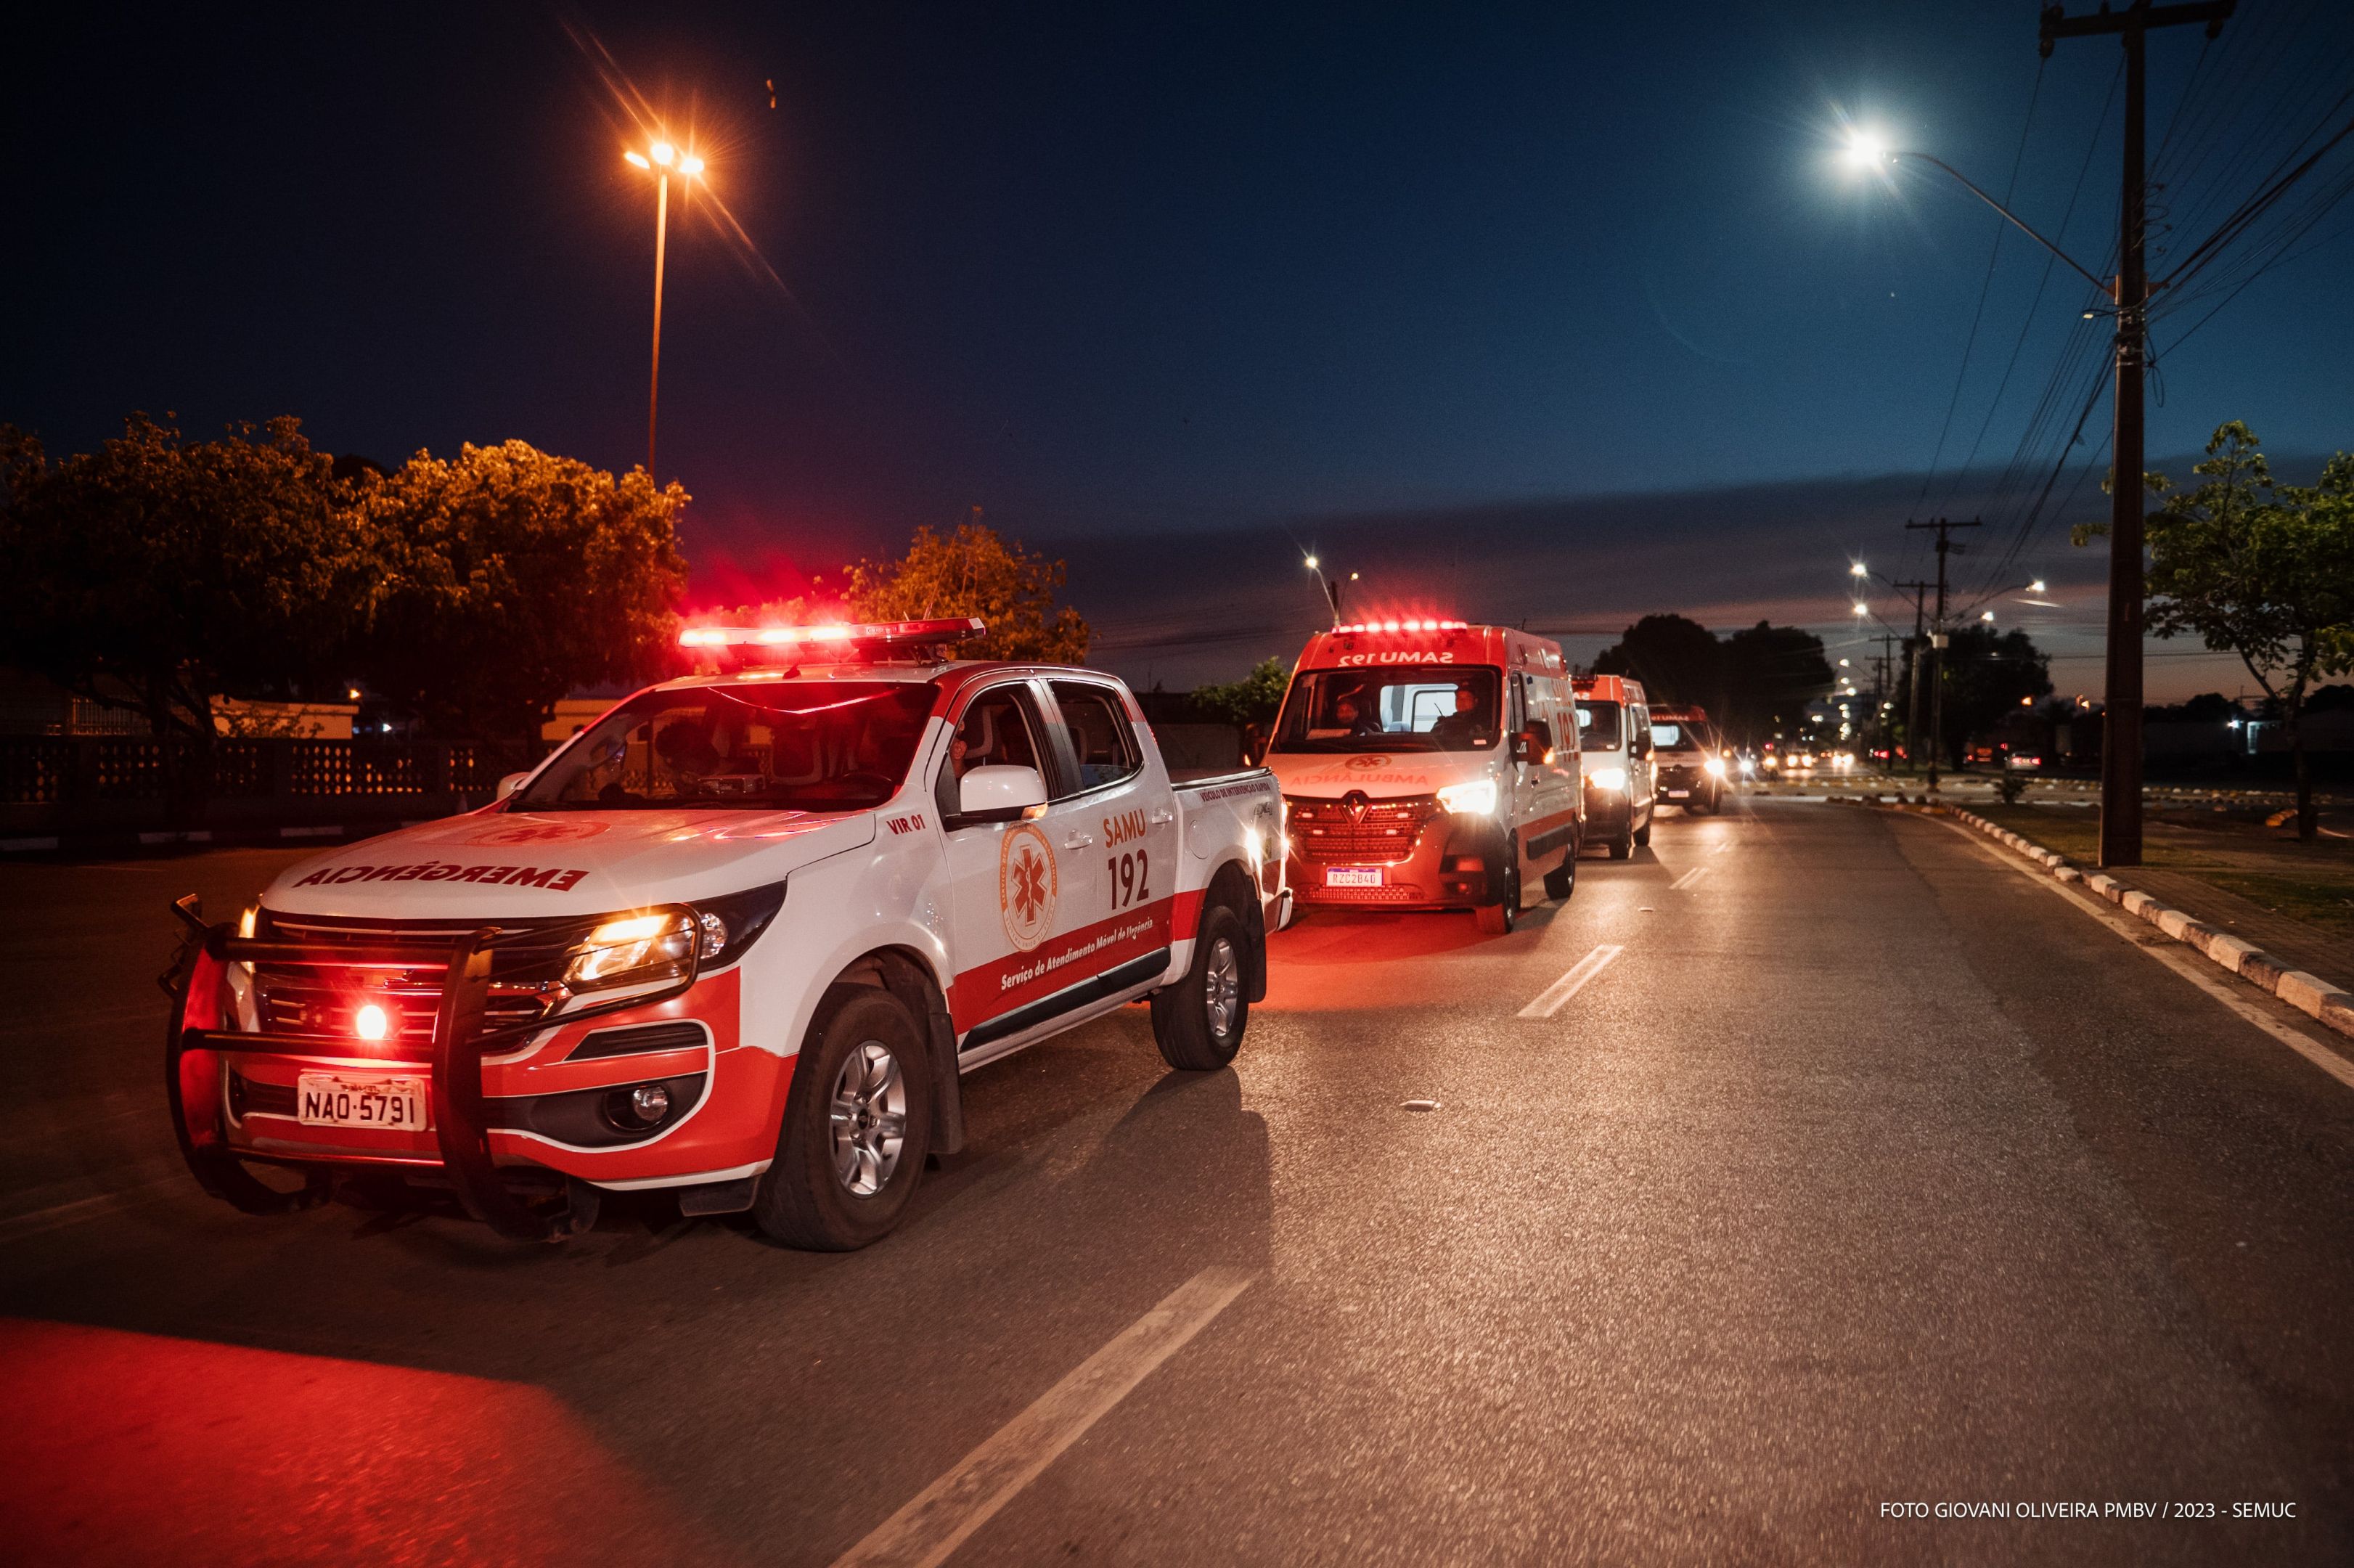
[[7, 3, 2351, 698]]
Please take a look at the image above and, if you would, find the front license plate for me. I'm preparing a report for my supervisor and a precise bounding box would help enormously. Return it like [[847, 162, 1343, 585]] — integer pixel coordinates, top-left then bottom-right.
[[1668, 789, 1690, 799], [1325, 866, 1384, 888], [297, 1073, 430, 1131]]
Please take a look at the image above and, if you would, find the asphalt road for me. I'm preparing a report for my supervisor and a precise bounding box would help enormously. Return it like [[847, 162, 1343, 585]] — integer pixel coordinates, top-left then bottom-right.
[[4, 799, 2352, 1566]]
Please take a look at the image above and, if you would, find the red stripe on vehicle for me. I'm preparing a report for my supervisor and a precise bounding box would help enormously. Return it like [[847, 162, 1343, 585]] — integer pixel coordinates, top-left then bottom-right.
[[949, 898, 1176, 1032]]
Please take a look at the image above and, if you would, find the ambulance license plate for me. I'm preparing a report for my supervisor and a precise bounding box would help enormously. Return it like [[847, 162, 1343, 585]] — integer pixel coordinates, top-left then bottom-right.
[[297, 1073, 429, 1131], [1668, 789, 1690, 799], [1325, 867, 1384, 888]]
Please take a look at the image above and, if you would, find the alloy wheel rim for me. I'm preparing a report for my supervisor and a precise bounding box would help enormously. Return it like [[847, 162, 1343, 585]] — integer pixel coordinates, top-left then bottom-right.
[[1205, 936, 1241, 1038], [829, 1040, 907, 1196]]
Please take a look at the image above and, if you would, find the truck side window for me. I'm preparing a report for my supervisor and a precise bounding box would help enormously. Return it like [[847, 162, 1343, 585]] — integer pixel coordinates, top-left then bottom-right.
[[1047, 682, 1143, 793], [939, 684, 1050, 821]]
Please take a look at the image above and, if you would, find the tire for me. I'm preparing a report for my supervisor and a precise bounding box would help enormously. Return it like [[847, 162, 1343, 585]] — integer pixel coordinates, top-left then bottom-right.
[[753, 987, 933, 1250], [1606, 825, 1632, 859], [1632, 816, 1651, 848], [1542, 830, 1578, 900], [1152, 904, 1250, 1070], [1474, 838, 1521, 934]]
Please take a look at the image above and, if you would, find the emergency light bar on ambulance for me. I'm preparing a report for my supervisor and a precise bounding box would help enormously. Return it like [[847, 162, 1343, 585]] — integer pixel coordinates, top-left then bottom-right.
[[678, 617, 988, 652]]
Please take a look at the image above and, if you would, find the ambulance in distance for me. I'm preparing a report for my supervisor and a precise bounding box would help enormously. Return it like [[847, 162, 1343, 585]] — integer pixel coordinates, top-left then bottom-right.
[[1264, 618, 1581, 934], [164, 618, 1286, 1250]]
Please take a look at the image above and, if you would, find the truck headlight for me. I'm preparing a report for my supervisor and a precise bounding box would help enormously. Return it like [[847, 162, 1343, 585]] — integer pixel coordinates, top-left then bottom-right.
[[1587, 766, 1627, 792], [1704, 758, 1727, 777], [566, 911, 695, 991], [1436, 778, 1497, 815]]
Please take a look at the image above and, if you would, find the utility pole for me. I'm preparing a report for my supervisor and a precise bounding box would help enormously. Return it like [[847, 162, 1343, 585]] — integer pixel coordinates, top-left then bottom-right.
[[1873, 630, 1900, 771], [1895, 580, 1932, 779], [1905, 518, 1981, 790], [2041, 0, 2234, 865]]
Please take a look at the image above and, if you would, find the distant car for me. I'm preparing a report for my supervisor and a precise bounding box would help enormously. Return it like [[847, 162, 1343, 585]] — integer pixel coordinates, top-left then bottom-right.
[[1646, 705, 1726, 814], [2004, 752, 2041, 771]]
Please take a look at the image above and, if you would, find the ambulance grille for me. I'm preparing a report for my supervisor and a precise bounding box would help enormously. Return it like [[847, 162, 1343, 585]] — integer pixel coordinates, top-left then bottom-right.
[[250, 911, 577, 1047], [1285, 794, 1443, 863]]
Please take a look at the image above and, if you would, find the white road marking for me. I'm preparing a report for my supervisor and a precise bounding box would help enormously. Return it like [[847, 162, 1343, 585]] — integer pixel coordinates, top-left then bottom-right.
[[1669, 865, 1711, 891], [832, 1266, 1254, 1568], [1518, 944, 1625, 1019], [1934, 817, 2354, 1093]]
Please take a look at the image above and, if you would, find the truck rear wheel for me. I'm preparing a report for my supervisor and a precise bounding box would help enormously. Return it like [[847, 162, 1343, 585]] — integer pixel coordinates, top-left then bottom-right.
[[1151, 904, 1249, 1071], [754, 987, 933, 1250]]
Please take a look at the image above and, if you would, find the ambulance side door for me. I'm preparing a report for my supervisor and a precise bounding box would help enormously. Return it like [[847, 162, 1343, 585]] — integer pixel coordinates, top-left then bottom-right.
[[1041, 679, 1177, 962], [936, 679, 1098, 1049]]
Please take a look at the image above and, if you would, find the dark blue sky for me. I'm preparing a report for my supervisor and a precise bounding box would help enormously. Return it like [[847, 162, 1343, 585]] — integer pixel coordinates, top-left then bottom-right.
[[7, 3, 2350, 696]]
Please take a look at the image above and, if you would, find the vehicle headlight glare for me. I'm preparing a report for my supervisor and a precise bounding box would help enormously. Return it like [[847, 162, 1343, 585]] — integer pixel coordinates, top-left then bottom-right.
[[567, 910, 695, 989], [1704, 758, 1727, 777], [1436, 778, 1498, 815], [1587, 766, 1627, 792]]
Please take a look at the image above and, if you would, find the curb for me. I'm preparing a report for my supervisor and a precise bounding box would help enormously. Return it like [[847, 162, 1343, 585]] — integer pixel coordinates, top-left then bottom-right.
[[1943, 807, 2354, 1045]]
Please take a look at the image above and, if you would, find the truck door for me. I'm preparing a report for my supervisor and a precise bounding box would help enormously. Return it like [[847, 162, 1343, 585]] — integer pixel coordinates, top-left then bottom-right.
[[1043, 679, 1180, 960], [937, 679, 1110, 1049]]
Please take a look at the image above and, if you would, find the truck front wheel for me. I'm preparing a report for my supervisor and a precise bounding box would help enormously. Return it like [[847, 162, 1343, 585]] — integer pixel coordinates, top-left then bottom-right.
[[1151, 904, 1250, 1071], [754, 987, 934, 1250]]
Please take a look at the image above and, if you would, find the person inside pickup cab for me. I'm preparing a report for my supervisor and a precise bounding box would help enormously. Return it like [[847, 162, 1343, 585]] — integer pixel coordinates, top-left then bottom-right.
[[1426, 685, 1489, 750]]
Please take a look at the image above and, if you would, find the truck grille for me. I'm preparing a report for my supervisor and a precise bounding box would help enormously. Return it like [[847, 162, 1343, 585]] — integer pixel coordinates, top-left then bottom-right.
[[251, 911, 581, 1050], [1286, 794, 1443, 864]]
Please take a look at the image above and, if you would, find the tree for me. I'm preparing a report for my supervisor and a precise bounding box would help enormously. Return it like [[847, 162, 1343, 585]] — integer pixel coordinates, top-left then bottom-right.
[[2081, 421, 2354, 840], [0, 414, 380, 765], [1717, 621, 1833, 746], [362, 441, 687, 754], [1903, 625, 2051, 768], [1192, 658, 1291, 727], [842, 518, 1090, 663], [1593, 614, 1723, 708]]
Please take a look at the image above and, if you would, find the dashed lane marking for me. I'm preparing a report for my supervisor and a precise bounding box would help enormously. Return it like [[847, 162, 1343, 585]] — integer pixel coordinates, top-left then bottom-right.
[[831, 1266, 1254, 1568], [1518, 944, 1626, 1020], [1669, 865, 1712, 891]]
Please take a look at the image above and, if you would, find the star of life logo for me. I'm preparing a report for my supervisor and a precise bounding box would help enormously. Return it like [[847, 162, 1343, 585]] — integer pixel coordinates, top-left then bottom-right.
[[998, 822, 1059, 951]]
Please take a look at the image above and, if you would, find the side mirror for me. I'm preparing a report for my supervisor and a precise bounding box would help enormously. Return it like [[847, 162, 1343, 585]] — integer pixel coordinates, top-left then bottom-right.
[[1510, 732, 1535, 763], [496, 772, 531, 801], [952, 764, 1048, 824]]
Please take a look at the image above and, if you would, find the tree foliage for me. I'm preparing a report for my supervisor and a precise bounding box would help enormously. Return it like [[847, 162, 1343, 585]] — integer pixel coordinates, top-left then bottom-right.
[[1900, 624, 2051, 768], [361, 441, 688, 751], [1192, 658, 1291, 727], [2081, 420, 2354, 838], [1592, 614, 1722, 706], [842, 520, 1090, 663], [1591, 615, 1830, 745], [0, 414, 378, 743]]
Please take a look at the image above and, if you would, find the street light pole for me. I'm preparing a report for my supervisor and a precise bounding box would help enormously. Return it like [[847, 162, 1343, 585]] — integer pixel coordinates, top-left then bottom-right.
[[648, 166, 668, 479], [2040, 0, 2235, 867], [623, 139, 706, 483]]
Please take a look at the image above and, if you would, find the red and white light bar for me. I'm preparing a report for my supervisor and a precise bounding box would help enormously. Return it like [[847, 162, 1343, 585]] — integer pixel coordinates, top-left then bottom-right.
[[679, 616, 988, 651], [1331, 618, 1470, 634]]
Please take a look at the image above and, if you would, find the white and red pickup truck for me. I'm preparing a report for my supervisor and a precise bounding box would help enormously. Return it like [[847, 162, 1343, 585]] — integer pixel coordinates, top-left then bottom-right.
[[165, 618, 1288, 1249]]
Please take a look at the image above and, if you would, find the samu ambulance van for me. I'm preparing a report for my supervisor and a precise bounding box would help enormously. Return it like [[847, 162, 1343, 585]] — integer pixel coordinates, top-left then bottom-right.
[[1263, 618, 1581, 934]]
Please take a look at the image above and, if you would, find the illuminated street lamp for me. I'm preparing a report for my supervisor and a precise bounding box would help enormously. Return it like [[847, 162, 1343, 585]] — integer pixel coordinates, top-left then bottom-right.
[[623, 138, 706, 480]]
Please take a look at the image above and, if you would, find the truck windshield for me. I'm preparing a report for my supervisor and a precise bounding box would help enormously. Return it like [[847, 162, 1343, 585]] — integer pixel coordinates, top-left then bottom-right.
[[1576, 701, 1624, 750], [513, 680, 939, 812], [1650, 722, 1705, 752], [1271, 666, 1501, 754]]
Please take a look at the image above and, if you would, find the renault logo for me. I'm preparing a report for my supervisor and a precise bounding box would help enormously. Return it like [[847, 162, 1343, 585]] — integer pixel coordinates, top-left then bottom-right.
[[1342, 791, 1369, 822]]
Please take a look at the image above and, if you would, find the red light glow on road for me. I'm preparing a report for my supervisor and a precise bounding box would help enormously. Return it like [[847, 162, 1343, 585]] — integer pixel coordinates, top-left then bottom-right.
[[0, 1318, 737, 1567]]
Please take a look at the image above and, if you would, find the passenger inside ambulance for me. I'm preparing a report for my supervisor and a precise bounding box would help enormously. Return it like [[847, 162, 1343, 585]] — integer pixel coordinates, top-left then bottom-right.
[[1275, 669, 1501, 753]]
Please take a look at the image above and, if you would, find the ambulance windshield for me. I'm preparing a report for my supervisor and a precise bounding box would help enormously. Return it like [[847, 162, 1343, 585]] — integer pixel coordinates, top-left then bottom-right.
[[1270, 666, 1501, 754], [514, 681, 938, 812], [1576, 702, 1624, 750]]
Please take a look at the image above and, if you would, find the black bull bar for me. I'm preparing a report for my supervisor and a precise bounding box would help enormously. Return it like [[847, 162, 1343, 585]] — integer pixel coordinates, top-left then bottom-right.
[[163, 895, 700, 1242]]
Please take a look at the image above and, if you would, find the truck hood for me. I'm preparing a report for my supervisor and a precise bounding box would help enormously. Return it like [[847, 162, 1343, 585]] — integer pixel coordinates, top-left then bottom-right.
[[1265, 751, 1496, 800], [261, 807, 878, 920]]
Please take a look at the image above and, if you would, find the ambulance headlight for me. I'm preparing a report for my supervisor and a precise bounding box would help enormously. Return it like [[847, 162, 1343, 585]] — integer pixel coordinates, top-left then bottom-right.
[[566, 912, 695, 991], [1436, 779, 1497, 816], [1587, 766, 1627, 793], [1704, 758, 1727, 777]]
